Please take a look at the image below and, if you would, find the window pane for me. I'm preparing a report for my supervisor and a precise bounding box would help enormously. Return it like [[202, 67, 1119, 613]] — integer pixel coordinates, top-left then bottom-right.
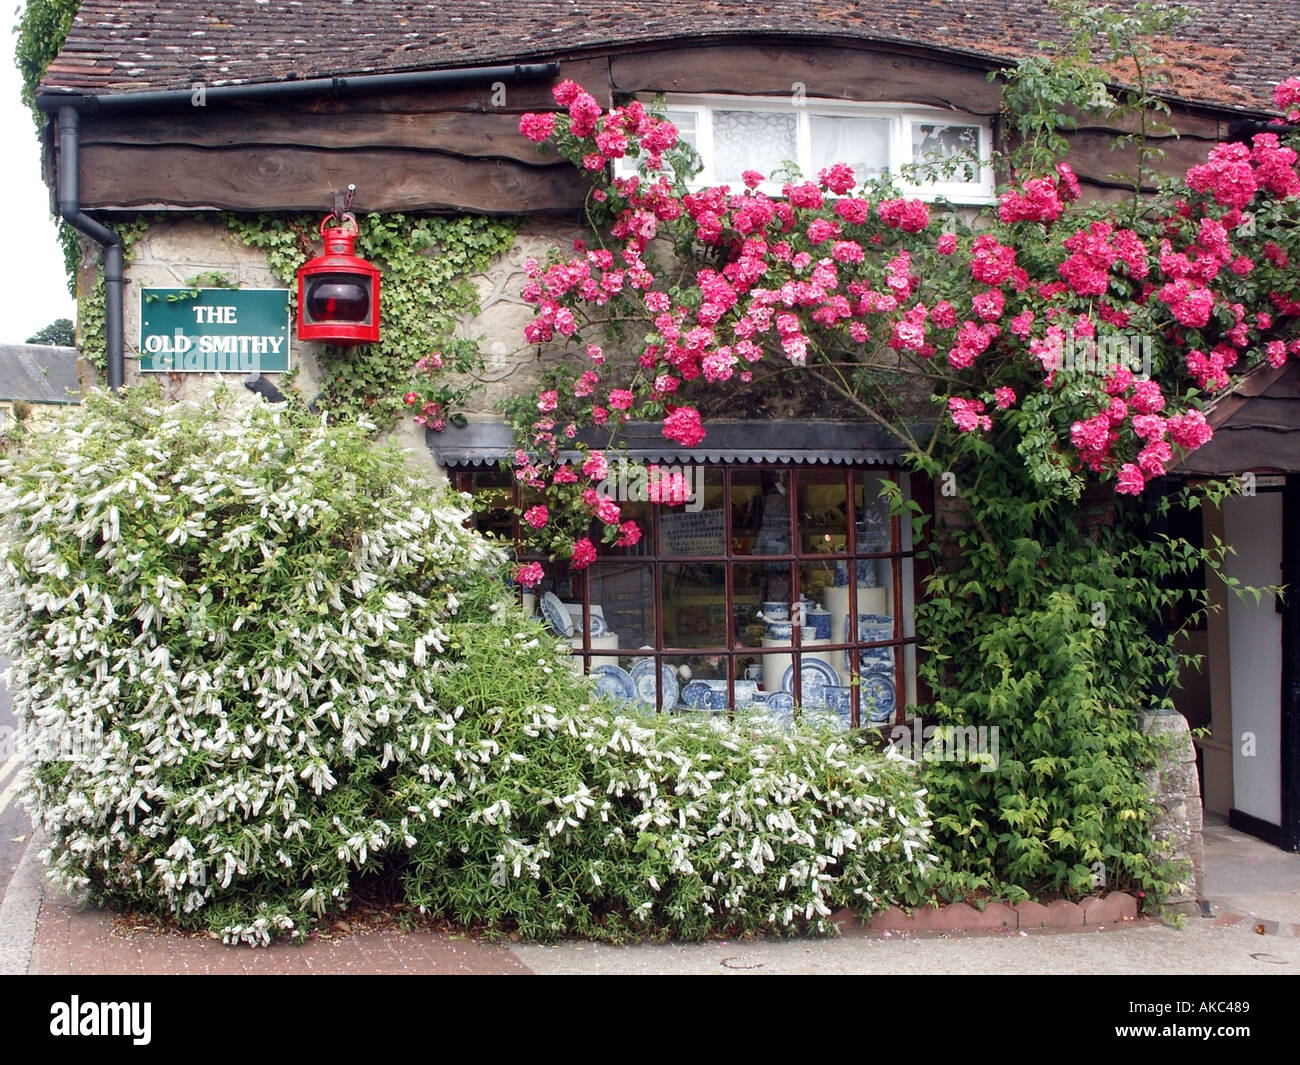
[[798, 561, 839, 626], [587, 562, 655, 649], [660, 467, 724, 556], [810, 114, 891, 183], [665, 109, 698, 152], [713, 110, 797, 185], [733, 562, 793, 644], [855, 473, 893, 552], [731, 469, 791, 556], [459, 467, 515, 541], [608, 496, 654, 558], [798, 468, 849, 554], [910, 122, 981, 183], [662, 562, 728, 648]]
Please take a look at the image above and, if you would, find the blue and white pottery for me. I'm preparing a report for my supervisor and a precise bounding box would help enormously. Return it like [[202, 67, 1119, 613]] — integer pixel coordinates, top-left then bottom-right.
[[765, 691, 795, 727], [781, 658, 840, 707], [805, 607, 832, 640], [833, 560, 879, 587], [861, 668, 897, 723], [760, 601, 789, 621], [541, 591, 574, 638], [629, 657, 678, 711], [764, 620, 794, 641], [822, 684, 852, 713], [586, 613, 609, 637], [680, 680, 715, 710], [854, 613, 893, 640], [822, 684, 854, 730], [850, 650, 893, 672], [591, 664, 635, 708]]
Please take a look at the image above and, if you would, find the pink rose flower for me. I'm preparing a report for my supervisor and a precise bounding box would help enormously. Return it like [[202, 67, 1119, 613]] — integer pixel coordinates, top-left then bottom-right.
[[515, 561, 545, 588], [570, 538, 598, 569], [662, 406, 706, 447], [519, 112, 557, 142], [1116, 463, 1145, 495]]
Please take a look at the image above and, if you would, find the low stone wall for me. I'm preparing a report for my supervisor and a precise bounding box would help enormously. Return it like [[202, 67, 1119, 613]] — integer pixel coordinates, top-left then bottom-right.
[[839, 893, 1139, 934], [1140, 707, 1205, 914]]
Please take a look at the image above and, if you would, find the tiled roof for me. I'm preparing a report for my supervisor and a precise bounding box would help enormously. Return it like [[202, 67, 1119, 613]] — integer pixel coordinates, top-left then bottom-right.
[[40, 1, 1297, 115], [0, 345, 80, 404]]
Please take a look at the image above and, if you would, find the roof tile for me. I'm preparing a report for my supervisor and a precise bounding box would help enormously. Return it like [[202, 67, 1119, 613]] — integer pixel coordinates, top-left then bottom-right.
[[38, 1, 1299, 113]]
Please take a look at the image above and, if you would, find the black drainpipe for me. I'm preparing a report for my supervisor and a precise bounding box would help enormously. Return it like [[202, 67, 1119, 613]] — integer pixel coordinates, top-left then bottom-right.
[[37, 61, 560, 393], [56, 106, 125, 391]]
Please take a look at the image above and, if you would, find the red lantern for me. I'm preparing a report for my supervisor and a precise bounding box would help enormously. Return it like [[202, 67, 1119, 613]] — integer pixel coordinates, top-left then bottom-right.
[[296, 213, 381, 345]]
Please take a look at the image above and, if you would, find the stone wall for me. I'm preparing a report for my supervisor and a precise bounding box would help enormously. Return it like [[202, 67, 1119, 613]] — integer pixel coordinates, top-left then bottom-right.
[[114, 216, 329, 404], [1140, 707, 1206, 914], [75, 214, 582, 467], [455, 220, 585, 418]]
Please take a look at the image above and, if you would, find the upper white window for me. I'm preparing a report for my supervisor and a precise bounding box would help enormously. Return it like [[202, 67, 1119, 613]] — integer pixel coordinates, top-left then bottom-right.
[[621, 95, 994, 204]]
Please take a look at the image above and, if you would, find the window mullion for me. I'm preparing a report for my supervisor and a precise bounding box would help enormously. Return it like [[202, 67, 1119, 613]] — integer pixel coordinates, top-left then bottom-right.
[[697, 106, 714, 187], [798, 108, 812, 178]]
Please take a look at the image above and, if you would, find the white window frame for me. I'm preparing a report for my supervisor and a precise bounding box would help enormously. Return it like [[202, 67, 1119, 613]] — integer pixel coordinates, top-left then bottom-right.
[[618, 94, 995, 204]]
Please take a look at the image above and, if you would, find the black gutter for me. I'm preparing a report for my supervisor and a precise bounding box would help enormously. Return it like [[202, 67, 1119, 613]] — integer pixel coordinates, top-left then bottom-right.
[[38, 62, 560, 393], [34, 63, 559, 113], [1227, 118, 1299, 144]]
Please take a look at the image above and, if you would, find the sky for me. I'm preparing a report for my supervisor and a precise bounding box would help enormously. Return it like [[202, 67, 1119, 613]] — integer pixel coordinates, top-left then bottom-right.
[[2, 7, 78, 345]]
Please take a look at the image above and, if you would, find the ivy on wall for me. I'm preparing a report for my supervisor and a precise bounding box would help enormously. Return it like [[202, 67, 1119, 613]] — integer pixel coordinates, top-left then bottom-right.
[[226, 212, 518, 429], [77, 217, 152, 371]]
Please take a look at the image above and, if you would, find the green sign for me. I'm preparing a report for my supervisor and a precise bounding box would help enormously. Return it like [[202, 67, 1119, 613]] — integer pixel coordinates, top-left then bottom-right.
[[140, 288, 291, 374]]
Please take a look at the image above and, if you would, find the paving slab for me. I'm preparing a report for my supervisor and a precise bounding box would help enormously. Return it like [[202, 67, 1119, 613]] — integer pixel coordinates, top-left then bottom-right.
[[29, 886, 532, 976]]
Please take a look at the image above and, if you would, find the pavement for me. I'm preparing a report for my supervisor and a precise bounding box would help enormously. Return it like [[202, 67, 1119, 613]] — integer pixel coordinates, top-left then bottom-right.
[[0, 813, 1297, 975]]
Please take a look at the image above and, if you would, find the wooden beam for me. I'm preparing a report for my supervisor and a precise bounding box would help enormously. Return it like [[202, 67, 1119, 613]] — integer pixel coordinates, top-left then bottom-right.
[[1063, 126, 1221, 186], [78, 144, 589, 214], [611, 44, 1004, 114], [81, 108, 562, 165]]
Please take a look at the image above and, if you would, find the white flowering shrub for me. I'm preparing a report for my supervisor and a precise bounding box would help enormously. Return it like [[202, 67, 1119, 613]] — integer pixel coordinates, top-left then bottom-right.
[[0, 385, 934, 944], [394, 621, 936, 941]]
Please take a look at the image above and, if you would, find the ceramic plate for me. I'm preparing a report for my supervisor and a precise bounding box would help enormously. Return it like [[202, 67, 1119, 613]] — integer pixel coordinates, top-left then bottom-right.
[[541, 591, 574, 638], [591, 664, 635, 708], [862, 669, 897, 723], [587, 614, 609, 637], [629, 658, 679, 710], [781, 657, 840, 707], [765, 691, 795, 727], [848, 648, 894, 673], [679, 679, 716, 710]]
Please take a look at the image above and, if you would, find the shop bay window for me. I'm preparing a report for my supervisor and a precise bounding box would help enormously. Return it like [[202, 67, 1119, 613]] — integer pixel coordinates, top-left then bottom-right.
[[444, 430, 927, 730], [619, 95, 994, 203]]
